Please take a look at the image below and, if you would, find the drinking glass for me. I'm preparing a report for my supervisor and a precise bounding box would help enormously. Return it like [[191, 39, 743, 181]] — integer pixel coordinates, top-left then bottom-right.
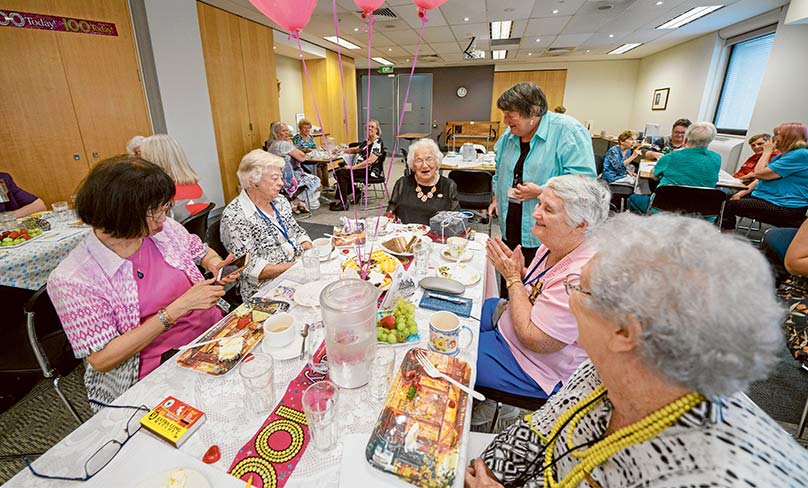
[[413, 241, 432, 279], [369, 343, 396, 401], [51, 201, 69, 226], [1, 212, 16, 231], [239, 353, 275, 415], [302, 381, 339, 451], [302, 249, 321, 282]]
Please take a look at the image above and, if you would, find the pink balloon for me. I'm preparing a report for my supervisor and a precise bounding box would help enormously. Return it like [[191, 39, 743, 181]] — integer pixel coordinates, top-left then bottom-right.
[[413, 0, 448, 10], [353, 0, 385, 16], [248, 0, 317, 34]]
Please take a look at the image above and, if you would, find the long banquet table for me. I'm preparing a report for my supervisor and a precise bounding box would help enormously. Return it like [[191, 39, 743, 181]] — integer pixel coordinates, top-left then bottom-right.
[[7, 229, 490, 487]]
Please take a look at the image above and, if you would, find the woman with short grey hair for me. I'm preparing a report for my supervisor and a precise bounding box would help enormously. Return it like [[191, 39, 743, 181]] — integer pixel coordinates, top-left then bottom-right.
[[264, 121, 320, 213], [222, 149, 312, 300], [684, 121, 717, 148], [469, 213, 808, 487], [476, 175, 609, 404], [386, 138, 459, 224]]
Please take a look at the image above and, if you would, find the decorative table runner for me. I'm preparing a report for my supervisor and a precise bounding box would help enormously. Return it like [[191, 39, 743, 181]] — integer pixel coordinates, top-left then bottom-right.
[[228, 342, 328, 487]]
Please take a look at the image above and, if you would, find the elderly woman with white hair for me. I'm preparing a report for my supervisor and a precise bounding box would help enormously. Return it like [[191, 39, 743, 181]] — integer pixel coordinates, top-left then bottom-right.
[[140, 134, 212, 222], [385, 138, 460, 224], [477, 175, 610, 402], [467, 213, 808, 487], [125, 135, 146, 157], [265, 121, 321, 213], [221, 149, 312, 300], [628, 121, 721, 214]]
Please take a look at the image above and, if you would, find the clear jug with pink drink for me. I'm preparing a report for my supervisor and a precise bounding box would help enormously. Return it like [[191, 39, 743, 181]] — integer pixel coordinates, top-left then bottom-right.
[[319, 279, 378, 388]]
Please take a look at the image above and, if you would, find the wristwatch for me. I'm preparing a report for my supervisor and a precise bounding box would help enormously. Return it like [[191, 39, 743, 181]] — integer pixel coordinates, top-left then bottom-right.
[[157, 308, 175, 330]]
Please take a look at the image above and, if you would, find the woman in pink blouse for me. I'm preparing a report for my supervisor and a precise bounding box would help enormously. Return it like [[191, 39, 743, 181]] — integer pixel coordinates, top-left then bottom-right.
[[48, 156, 237, 410]]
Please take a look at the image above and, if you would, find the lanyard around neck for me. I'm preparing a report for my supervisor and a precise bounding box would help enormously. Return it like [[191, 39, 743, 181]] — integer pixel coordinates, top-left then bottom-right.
[[523, 250, 552, 285], [253, 199, 296, 251]]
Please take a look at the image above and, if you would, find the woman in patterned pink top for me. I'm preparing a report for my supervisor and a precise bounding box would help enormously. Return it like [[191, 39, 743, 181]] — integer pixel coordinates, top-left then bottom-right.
[[48, 156, 238, 410]]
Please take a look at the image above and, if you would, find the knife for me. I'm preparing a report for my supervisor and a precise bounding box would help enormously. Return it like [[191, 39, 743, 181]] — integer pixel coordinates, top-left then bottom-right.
[[426, 292, 466, 304], [298, 323, 310, 360]]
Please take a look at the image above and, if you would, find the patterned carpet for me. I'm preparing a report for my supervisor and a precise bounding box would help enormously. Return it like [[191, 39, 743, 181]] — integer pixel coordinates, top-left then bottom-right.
[[0, 363, 92, 483]]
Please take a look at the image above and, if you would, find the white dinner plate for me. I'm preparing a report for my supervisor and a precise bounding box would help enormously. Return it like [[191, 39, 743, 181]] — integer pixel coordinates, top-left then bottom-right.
[[135, 468, 211, 488], [440, 247, 473, 262], [294, 280, 331, 307], [437, 263, 481, 286], [380, 234, 432, 257], [261, 331, 304, 360]]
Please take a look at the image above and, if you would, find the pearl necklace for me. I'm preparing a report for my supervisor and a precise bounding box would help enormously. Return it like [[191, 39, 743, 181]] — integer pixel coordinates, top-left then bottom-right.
[[539, 384, 705, 488]]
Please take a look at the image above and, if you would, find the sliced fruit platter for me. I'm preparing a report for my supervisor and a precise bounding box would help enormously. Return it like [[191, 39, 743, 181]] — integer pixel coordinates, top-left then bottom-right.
[[1, 227, 44, 248], [377, 298, 420, 345], [176, 304, 278, 375], [341, 249, 401, 290]]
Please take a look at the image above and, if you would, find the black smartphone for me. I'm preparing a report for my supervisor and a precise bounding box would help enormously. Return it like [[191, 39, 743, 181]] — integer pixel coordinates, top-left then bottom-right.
[[216, 253, 250, 283]]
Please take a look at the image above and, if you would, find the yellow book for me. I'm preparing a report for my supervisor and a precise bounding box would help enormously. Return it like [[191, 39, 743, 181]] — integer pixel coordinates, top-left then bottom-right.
[[140, 396, 206, 448]]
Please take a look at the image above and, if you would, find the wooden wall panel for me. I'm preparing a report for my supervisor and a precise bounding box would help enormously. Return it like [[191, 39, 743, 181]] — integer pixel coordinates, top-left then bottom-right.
[[197, 2, 252, 202], [0, 0, 89, 206], [51, 0, 152, 166], [490, 70, 567, 122], [239, 17, 280, 150], [301, 52, 358, 146]]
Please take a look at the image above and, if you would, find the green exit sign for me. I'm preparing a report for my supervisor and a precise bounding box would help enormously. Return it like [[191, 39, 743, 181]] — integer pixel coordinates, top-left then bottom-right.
[[378, 65, 394, 74]]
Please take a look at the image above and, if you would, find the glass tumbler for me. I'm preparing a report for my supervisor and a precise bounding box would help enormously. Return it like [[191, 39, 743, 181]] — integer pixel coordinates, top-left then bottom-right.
[[302, 381, 339, 451], [239, 353, 275, 415], [413, 242, 432, 279], [302, 248, 321, 283], [369, 343, 396, 401]]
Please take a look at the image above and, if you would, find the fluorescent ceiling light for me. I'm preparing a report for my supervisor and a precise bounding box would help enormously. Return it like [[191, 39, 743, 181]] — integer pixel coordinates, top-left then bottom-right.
[[656, 5, 723, 29], [608, 43, 642, 55], [323, 36, 360, 50], [490, 20, 513, 40], [372, 57, 393, 65], [492, 49, 507, 60]]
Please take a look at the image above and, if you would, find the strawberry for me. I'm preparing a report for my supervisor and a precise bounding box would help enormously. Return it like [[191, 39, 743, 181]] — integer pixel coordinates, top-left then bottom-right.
[[236, 316, 251, 329], [379, 315, 395, 330], [8, 231, 19, 239]]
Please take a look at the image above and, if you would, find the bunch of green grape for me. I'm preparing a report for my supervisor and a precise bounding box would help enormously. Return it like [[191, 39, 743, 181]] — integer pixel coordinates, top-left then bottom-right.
[[376, 298, 419, 344]]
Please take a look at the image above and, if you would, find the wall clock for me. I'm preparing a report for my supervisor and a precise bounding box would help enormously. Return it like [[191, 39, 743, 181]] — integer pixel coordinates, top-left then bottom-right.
[[456, 86, 468, 98]]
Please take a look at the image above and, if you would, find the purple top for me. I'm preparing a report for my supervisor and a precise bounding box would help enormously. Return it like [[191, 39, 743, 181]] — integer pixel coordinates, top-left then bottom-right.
[[126, 238, 223, 379], [0, 172, 38, 212]]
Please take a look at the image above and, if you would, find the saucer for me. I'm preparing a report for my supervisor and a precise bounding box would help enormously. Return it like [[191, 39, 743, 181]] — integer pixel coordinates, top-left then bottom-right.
[[318, 248, 336, 261], [440, 247, 473, 262], [294, 280, 331, 307], [261, 331, 304, 360], [437, 263, 481, 286]]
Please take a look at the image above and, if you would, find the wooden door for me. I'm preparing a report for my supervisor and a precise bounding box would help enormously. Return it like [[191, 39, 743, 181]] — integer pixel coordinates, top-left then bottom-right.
[[50, 0, 152, 166], [0, 0, 90, 206], [239, 17, 280, 150], [490, 70, 567, 122], [198, 2, 252, 202]]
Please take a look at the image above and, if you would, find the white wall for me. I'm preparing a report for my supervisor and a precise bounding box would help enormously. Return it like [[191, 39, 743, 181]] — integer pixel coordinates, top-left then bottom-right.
[[275, 55, 306, 132], [745, 8, 808, 159], [497, 60, 640, 137], [629, 34, 724, 133], [143, 0, 224, 206]]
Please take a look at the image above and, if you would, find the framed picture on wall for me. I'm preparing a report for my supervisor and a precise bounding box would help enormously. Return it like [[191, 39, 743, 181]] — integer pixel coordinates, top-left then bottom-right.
[[652, 88, 670, 111]]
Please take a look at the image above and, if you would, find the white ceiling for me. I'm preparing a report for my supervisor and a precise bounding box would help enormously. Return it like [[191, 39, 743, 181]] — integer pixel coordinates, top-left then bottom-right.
[[203, 0, 787, 68]]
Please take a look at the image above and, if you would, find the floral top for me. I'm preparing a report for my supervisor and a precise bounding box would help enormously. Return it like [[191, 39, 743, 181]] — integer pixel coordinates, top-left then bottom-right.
[[48, 218, 208, 409], [602, 145, 632, 183], [220, 190, 311, 300], [482, 360, 808, 487], [293, 133, 316, 150]]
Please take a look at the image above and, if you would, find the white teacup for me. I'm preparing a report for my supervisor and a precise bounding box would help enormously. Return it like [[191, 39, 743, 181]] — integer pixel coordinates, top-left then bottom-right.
[[428, 311, 472, 356], [263, 312, 296, 348], [446, 237, 469, 259], [312, 237, 333, 258]]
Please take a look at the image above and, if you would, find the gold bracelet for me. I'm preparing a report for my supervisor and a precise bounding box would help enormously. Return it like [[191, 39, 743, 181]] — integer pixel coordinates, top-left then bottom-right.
[[505, 277, 522, 289]]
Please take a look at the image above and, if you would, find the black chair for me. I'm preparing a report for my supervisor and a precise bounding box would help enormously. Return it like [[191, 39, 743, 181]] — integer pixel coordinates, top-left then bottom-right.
[[448, 170, 493, 235], [180, 202, 215, 242], [609, 183, 634, 212], [24, 285, 84, 424], [205, 217, 244, 309], [594, 154, 604, 177], [646, 185, 727, 223], [401, 148, 412, 177], [475, 386, 547, 433]]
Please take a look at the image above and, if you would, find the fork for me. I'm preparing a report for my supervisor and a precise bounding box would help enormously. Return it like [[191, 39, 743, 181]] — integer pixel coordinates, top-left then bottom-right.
[[414, 350, 485, 401]]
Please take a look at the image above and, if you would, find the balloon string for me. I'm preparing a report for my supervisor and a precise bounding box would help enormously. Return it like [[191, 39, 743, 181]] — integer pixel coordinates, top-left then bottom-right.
[[330, 0, 350, 138]]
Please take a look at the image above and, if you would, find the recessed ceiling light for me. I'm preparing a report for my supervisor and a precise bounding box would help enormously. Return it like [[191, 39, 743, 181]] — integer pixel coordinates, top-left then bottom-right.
[[608, 42, 642, 55], [388, 48, 392, 51], [656, 1, 663, 4], [406, 58, 410, 62], [490, 20, 513, 40], [464, 17, 469, 22], [553, 9, 559, 14], [372, 56, 393, 66], [353, 28, 359, 32], [536, 38, 541, 42], [528, 52, 532, 56], [273, 46, 276, 49], [609, 34, 614, 38], [323, 36, 360, 50], [504, 7, 514, 12], [299, 54, 303, 58], [586, 50, 590, 53], [656, 5, 724, 29], [492, 49, 507, 60]]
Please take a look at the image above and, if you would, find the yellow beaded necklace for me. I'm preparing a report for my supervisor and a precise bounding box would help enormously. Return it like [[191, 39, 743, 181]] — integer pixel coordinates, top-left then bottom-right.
[[537, 384, 705, 488]]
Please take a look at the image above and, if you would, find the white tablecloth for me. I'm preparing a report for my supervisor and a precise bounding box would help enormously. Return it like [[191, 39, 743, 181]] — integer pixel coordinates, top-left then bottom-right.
[[6, 231, 489, 487]]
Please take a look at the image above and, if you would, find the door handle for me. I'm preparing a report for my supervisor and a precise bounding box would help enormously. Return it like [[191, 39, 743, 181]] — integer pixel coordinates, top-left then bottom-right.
[[73, 153, 81, 160], [92, 151, 99, 158]]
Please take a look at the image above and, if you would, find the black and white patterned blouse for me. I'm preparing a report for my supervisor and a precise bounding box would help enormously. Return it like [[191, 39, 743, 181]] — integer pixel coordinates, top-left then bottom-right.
[[482, 360, 808, 487], [220, 191, 310, 300]]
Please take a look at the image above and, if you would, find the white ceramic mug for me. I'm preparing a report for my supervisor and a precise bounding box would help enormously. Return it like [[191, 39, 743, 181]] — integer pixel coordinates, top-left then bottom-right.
[[263, 312, 296, 348], [312, 237, 333, 258], [428, 311, 472, 356]]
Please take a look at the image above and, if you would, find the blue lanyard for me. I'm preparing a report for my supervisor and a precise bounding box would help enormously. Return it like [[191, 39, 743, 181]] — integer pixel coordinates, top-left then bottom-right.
[[523, 250, 552, 286], [254, 200, 297, 253]]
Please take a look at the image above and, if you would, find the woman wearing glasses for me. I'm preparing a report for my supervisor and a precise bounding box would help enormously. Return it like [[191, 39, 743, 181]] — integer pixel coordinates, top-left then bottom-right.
[[477, 175, 609, 410], [467, 213, 807, 487], [386, 138, 460, 224], [48, 157, 237, 410]]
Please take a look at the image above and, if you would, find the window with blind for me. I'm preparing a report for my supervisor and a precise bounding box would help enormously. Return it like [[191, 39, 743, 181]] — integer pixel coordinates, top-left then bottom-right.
[[713, 32, 775, 135]]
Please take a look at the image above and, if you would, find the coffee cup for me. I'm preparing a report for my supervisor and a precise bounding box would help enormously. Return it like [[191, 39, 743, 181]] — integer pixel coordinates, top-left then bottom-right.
[[263, 312, 296, 348], [428, 311, 472, 356], [446, 237, 469, 259], [312, 237, 333, 259]]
